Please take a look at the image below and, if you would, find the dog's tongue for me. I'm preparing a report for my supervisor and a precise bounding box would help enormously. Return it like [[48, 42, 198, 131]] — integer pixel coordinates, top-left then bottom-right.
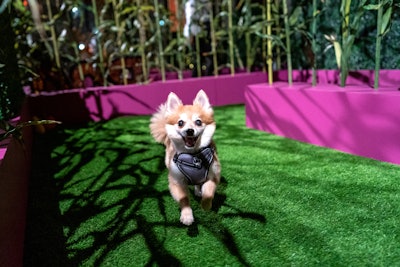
[[185, 137, 196, 147]]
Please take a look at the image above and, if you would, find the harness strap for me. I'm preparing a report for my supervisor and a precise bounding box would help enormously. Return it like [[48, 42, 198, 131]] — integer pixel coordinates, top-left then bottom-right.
[[173, 147, 214, 185]]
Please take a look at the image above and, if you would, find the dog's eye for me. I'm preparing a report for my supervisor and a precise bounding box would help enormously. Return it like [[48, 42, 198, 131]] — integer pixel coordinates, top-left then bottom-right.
[[178, 120, 185, 127], [195, 119, 202, 126]]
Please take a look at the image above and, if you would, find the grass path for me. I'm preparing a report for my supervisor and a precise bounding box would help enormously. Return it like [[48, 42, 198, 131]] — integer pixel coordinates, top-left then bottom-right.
[[25, 105, 400, 266]]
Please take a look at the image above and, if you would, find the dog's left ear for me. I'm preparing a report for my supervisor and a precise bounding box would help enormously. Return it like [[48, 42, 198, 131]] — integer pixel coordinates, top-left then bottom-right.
[[193, 90, 212, 111], [166, 92, 183, 113]]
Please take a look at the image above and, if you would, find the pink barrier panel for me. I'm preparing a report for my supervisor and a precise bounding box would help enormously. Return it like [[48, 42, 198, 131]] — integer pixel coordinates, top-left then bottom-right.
[[0, 101, 32, 267], [28, 72, 267, 124], [245, 76, 400, 165], [274, 69, 400, 87]]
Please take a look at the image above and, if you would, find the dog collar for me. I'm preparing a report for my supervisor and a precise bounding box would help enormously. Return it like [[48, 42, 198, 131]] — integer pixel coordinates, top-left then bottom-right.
[[173, 147, 214, 185]]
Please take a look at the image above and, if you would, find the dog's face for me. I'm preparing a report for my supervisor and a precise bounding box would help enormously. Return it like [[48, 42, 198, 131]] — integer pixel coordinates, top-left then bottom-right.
[[165, 90, 216, 152]]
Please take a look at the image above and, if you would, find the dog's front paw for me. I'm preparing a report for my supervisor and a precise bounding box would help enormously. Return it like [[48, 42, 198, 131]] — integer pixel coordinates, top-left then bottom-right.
[[180, 207, 194, 225]]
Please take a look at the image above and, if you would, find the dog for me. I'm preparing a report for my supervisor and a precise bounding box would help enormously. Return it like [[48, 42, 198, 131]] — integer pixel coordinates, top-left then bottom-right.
[[150, 90, 221, 225]]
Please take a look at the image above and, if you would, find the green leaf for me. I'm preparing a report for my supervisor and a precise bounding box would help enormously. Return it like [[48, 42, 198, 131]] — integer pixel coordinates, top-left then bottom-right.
[[381, 6, 392, 35], [363, 4, 380, 10], [289, 7, 302, 27]]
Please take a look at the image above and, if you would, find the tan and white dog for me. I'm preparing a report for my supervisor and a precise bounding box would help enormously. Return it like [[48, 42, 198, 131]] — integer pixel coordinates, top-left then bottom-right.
[[150, 90, 221, 225]]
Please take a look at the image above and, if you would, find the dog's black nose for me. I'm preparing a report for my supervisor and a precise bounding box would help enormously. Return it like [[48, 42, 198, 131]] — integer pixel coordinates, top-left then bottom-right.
[[186, 129, 194, 136]]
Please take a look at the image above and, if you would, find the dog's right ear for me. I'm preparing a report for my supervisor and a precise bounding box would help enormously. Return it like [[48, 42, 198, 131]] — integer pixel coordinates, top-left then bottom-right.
[[166, 92, 182, 113]]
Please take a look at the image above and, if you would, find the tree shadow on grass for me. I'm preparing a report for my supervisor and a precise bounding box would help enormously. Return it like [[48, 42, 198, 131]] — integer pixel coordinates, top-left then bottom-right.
[[24, 116, 266, 267]]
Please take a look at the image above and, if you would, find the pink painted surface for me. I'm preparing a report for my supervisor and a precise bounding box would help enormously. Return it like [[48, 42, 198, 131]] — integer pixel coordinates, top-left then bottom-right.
[[245, 70, 400, 165], [0, 101, 32, 267], [28, 72, 267, 124], [274, 69, 400, 87]]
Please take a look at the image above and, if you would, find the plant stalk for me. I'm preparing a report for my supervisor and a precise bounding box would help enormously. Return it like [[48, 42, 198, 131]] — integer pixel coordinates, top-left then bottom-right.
[[282, 0, 292, 86], [209, 3, 218, 76], [174, 0, 183, 80], [245, 0, 251, 72], [45, 0, 61, 69], [136, 0, 148, 82], [311, 0, 317, 86], [195, 34, 201, 77], [374, 0, 383, 90], [266, 0, 273, 84], [73, 42, 84, 86], [91, 0, 107, 86], [261, 3, 267, 73], [154, 0, 166, 81], [228, 0, 235, 75], [340, 0, 351, 87], [274, 0, 282, 70], [112, 0, 128, 85]]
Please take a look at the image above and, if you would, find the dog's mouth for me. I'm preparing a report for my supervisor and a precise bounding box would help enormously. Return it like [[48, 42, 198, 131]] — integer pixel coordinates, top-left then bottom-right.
[[183, 136, 198, 147]]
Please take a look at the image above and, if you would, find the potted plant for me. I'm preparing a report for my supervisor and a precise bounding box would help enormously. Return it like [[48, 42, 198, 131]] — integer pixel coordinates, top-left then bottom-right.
[[245, 0, 400, 165]]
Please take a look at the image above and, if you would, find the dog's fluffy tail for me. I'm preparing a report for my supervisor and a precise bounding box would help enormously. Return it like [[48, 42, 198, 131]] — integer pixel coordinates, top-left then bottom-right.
[[150, 103, 168, 145]]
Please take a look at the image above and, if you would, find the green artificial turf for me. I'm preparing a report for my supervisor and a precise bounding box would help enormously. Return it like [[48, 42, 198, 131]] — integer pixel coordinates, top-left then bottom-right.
[[24, 105, 400, 266]]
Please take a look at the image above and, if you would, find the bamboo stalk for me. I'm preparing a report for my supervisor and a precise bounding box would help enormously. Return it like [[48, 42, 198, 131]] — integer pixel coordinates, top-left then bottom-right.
[[261, 4, 267, 73], [91, 0, 107, 86], [112, 0, 128, 85], [374, 0, 383, 90], [282, 0, 292, 86], [245, 0, 251, 72], [174, 0, 183, 80], [311, 0, 317, 86], [154, 0, 166, 81], [266, 0, 273, 84], [340, 0, 351, 87], [274, 0, 282, 70], [136, 0, 148, 82], [45, 0, 61, 69], [209, 3, 218, 77], [227, 0, 235, 75], [195, 33, 201, 77], [73, 42, 84, 86]]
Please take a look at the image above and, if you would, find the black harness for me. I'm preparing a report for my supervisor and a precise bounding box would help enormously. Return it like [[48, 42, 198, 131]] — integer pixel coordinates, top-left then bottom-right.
[[173, 147, 214, 185]]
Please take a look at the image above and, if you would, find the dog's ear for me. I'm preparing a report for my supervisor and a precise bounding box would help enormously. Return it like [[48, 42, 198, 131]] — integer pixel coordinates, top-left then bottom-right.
[[193, 90, 211, 111], [166, 92, 182, 113]]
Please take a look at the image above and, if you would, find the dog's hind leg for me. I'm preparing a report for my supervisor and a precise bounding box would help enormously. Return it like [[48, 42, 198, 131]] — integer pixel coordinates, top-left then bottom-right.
[[168, 176, 194, 225]]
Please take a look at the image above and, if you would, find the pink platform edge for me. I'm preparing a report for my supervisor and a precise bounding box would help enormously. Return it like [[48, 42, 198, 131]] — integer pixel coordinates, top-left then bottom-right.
[[245, 69, 400, 165], [27, 72, 268, 124]]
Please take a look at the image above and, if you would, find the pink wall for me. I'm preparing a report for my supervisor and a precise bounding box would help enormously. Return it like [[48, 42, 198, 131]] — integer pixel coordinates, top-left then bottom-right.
[[28, 72, 267, 124], [0, 100, 32, 267], [245, 70, 400, 165]]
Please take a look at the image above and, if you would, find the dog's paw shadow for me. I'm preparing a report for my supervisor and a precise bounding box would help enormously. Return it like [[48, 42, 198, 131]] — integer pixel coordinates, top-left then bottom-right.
[[187, 222, 199, 237], [211, 192, 226, 212], [211, 176, 228, 212]]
